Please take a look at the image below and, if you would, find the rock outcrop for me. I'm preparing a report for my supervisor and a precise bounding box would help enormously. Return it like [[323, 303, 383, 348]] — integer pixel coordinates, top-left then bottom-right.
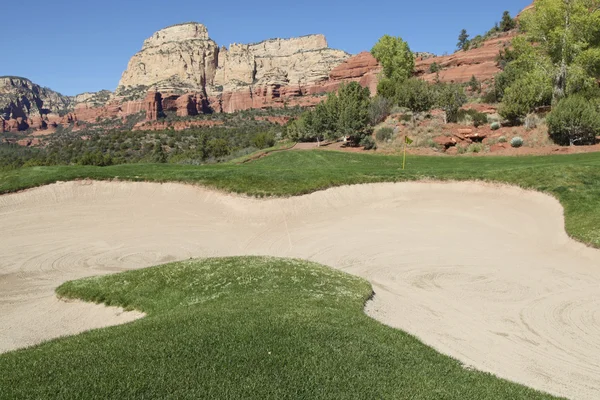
[[0, 77, 119, 133], [118, 23, 219, 91], [116, 23, 352, 112], [415, 32, 515, 84], [213, 35, 349, 90], [0, 77, 73, 120]]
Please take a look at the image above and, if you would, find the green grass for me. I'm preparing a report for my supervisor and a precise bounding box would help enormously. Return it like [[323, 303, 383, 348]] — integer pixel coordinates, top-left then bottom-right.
[[0, 257, 559, 399], [2, 150, 600, 247]]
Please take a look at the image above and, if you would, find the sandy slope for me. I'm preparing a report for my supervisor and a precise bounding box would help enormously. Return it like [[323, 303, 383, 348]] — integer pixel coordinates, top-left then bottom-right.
[[0, 181, 599, 399]]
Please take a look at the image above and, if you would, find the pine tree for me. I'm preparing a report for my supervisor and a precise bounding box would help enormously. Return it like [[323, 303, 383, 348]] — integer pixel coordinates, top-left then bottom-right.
[[457, 29, 470, 51]]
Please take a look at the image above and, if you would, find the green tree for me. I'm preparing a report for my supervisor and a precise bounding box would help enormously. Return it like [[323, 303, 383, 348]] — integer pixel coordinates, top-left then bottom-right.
[[368, 96, 392, 125], [252, 132, 276, 149], [152, 141, 167, 163], [547, 95, 600, 145], [371, 35, 415, 81], [468, 75, 481, 93], [289, 82, 372, 145], [500, 11, 516, 32], [376, 77, 398, 100], [519, 0, 600, 102], [336, 82, 372, 140], [435, 83, 467, 123], [396, 79, 437, 119], [499, 68, 554, 124], [457, 29, 470, 51]]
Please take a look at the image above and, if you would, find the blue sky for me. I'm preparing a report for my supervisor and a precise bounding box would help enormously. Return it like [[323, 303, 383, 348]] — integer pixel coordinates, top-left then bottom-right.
[[2, 0, 531, 95]]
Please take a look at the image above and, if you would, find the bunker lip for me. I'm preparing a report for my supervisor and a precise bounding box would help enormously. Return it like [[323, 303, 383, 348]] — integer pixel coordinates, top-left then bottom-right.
[[1, 180, 599, 400]]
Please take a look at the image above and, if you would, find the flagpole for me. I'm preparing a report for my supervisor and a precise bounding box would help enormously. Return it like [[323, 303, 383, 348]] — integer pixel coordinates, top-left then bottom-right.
[[403, 136, 407, 170]]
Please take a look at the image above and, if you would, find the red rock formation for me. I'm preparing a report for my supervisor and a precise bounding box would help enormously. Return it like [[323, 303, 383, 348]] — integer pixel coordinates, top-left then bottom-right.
[[415, 32, 516, 84], [330, 52, 379, 80], [144, 91, 163, 121]]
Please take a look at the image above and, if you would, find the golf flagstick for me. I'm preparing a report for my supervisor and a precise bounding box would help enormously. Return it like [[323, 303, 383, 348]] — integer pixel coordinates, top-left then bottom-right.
[[403, 136, 413, 170]]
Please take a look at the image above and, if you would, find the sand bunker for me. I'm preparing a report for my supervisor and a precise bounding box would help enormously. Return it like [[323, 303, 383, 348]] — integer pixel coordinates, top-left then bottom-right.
[[1, 181, 599, 399]]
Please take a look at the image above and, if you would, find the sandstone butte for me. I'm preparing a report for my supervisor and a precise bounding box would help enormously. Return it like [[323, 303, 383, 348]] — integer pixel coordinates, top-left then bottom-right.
[[2, 3, 534, 134]]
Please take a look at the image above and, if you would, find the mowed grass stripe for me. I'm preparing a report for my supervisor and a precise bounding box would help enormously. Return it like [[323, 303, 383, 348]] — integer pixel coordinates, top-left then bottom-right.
[[0, 257, 560, 399]]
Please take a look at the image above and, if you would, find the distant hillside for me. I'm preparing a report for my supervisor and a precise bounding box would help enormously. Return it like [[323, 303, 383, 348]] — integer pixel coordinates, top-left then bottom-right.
[[0, 76, 73, 120]]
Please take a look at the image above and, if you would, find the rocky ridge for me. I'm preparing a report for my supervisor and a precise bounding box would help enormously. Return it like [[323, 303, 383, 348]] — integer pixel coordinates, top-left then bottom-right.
[[415, 32, 515, 84], [2, 5, 534, 135]]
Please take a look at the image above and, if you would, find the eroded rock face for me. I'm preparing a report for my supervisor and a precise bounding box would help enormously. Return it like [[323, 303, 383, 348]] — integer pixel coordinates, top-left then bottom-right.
[[0, 77, 73, 119], [415, 32, 516, 84], [117, 24, 351, 107], [213, 35, 349, 91], [118, 23, 220, 91]]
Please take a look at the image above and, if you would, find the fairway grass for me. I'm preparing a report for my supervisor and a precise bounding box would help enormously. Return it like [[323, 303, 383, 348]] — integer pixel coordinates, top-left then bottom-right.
[[0, 257, 559, 399], [1, 150, 599, 248]]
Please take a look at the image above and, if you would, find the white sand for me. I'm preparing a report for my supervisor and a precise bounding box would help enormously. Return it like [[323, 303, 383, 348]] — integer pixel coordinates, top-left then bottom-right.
[[0, 181, 598, 399]]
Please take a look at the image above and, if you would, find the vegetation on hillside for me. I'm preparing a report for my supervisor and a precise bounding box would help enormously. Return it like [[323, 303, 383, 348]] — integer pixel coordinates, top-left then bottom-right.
[[286, 82, 372, 145], [497, 0, 600, 140]]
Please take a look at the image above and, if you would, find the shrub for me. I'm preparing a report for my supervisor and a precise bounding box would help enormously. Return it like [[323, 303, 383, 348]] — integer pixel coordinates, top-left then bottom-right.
[[396, 79, 436, 115], [491, 122, 501, 130], [375, 127, 394, 142], [471, 111, 488, 128], [499, 11, 516, 32], [360, 136, 377, 150], [467, 143, 484, 153], [482, 89, 499, 104], [252, 132, 276, 149], [429, 62, 442, 73], [498, 136, 507, 143], [547, 95, 600, 146], [524, 114, 539, 130], [499, 70, 553, 124], [511, 137, 524, 148], [435, 83, 467, 123], [456, 109, 487, 127], [468, 75, 481, 93], [369, 96, 392, 125]]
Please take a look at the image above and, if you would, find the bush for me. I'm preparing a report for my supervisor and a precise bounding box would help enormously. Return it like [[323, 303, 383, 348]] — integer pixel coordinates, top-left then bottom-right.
[[467, 143, 484, 153], [375, 127, 394, 142], [498, 136, 507, 143], [435, 83, 467, 123], [524, 114, 540, 130], [499, 70, 553, 124], [511, 137, 524, 148], [468, 75, 481, 93], [429, 62, 441, 73], [547, 95, 600, 146], [252, 132, 276, 149], [457, 109, 488, 127], [491, 122, 501, 130], [369, 96, 392, 125], [396, 79, 436, 114], [360, 136, 377, 150], [471, 111, 488, 127]]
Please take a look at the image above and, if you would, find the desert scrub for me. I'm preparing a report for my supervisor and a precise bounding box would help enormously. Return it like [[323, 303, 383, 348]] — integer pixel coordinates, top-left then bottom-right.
[[360, 136, 377, 150], [491, 122, 501, 131], [511, 137, 524, 148], [375, 127, 394, 142], [467, 143, 485, 153]]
